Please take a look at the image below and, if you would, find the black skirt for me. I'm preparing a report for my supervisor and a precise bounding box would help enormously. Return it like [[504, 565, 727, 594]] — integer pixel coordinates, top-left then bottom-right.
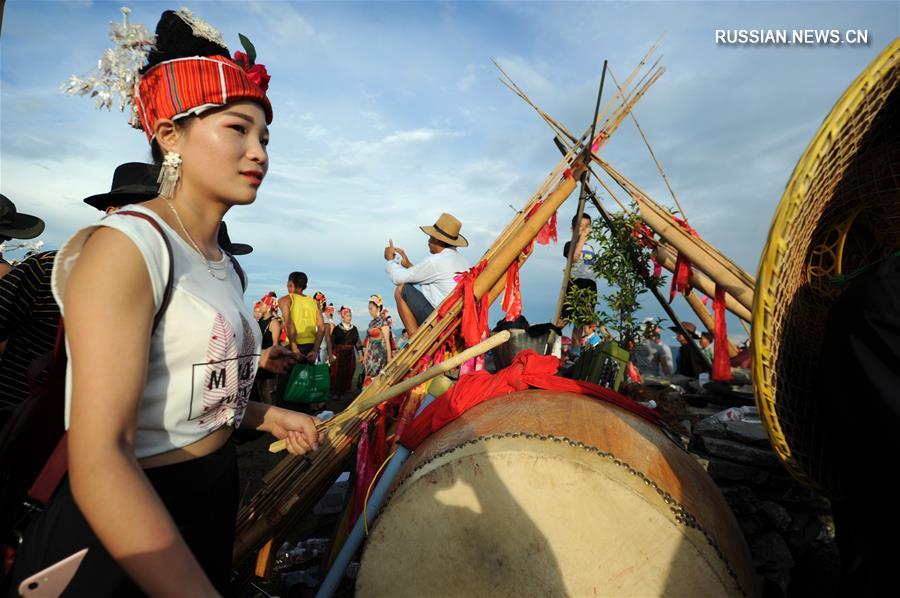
[[9, 440, 238, 597]]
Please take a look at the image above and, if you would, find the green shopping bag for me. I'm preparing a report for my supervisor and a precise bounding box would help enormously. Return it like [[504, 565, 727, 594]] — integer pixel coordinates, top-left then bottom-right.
[[284, 362, 330, 403]]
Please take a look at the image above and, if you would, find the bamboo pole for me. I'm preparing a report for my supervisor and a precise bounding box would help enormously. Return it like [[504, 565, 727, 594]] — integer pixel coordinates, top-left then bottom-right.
[[655, 243, 753, 322], [552, 61, 608, 332], [607, 67, 687, 219], [267, 331, 512, 453]]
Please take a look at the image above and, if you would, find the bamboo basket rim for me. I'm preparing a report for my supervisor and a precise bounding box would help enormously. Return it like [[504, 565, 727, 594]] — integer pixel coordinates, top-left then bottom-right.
[[752, 37, 900, 493]]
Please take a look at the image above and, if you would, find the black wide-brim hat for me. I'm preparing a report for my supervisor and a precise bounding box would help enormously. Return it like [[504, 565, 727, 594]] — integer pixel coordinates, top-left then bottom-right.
[[218, 221, 252, 256], [83, 162, 160, 211], [0, 194, 45, 240]]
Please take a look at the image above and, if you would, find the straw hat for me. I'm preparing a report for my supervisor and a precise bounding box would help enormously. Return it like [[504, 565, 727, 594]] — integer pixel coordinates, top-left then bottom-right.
[[420, 213, 468, 248], [752, 39, 900, 496]]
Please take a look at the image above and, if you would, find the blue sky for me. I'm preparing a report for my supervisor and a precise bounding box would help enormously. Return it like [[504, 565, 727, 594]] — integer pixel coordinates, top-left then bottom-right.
[[2, 1, 897, 342]]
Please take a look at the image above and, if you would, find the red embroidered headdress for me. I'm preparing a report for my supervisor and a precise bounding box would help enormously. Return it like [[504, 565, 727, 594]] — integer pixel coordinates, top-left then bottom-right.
[[64, 7, 272, 143]]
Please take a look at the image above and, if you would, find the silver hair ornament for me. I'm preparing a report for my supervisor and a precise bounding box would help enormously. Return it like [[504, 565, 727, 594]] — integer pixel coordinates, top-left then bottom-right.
[[174, 7, 227, 48], [62, 6, 154, 127]]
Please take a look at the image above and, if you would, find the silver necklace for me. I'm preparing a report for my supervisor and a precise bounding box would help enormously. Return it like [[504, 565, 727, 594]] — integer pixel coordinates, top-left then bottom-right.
[[165, 200, 228, 280]]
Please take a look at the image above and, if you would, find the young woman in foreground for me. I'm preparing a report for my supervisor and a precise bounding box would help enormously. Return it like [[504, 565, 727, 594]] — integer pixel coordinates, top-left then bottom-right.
[[12, 9, 320, 596]]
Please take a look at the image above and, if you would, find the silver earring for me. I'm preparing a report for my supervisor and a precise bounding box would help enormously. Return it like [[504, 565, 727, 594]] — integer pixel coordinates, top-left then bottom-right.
[[157, 152, 182, 199]]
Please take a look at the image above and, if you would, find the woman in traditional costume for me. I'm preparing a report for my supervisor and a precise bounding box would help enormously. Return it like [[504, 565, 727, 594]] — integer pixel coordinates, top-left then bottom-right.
[[362, 294, 392, 386], [256, 292, 282, 404], [313, 291, 334, 365], [11, 8, 321, 596], [330, 306, 360, 396]]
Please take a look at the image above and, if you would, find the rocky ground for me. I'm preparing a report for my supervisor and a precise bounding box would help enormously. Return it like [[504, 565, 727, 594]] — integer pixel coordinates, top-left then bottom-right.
[[628, 379, 840, 598]]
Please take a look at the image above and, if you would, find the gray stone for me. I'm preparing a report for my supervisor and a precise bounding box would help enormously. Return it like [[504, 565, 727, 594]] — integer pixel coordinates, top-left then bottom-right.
[[694, 417, 728, 439], [731, 368, 751, 385], [724, 420, 771, 447], [686, 405, 721, 419], [779, 486, 832, 512], [720, 486, 759, 515], [705, 456, 770, 485], [758, 500, 792, 531], [749, 531, 795, 570], [700, 436, 781, 468], [738, 514, 763, 536]]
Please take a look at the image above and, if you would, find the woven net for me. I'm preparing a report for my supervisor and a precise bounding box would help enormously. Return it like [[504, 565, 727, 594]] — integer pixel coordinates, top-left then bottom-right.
[[753, 39, 900, 496]]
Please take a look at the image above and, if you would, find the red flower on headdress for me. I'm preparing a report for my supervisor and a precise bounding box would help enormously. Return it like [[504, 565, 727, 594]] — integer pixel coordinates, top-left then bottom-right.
[[233, 49, 270, 92]]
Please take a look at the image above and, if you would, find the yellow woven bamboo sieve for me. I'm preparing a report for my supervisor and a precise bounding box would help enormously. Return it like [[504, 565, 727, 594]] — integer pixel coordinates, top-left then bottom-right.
[[753, 38, 900, 496]]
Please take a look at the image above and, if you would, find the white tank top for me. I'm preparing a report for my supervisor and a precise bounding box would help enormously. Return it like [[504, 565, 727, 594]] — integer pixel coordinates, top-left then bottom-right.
[[52, 204, 262, 459]]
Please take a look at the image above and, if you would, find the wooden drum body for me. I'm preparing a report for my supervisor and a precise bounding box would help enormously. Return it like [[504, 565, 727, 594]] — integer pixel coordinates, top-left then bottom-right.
[[357, 390, 758, 597]]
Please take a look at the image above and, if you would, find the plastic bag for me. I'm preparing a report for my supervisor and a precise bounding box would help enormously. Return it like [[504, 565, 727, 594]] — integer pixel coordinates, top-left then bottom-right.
[[705, 405, 760, 425], [284, 362, 330, 403]]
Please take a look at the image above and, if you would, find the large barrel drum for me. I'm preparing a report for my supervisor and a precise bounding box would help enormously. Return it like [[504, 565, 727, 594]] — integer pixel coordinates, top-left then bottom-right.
[[357, 390, 758, 597]]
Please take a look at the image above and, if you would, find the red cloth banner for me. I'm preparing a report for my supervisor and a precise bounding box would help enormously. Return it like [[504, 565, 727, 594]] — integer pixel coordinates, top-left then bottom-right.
[[712, 284, 733, 381], [668, 217, 700, 303], [438, 260, 489, 348], [399, 350, 661, 450], [502, 260, 523, 321]]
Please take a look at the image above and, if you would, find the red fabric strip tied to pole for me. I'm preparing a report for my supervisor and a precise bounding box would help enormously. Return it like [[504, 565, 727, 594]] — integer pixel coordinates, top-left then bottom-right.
[[712, 284, 733, 381], [501, 259, 523, 321], [438, 260, 489, 348], [668, 217, 700, 303], [399, 350, 662, 450]]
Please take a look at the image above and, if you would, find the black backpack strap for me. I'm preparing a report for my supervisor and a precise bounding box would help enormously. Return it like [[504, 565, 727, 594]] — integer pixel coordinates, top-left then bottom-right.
[[225, 251, 247, 292], [114, 210, 175, 333]]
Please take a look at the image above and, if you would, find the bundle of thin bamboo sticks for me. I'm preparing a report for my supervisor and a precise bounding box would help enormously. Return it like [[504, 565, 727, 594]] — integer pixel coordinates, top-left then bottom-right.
[[232, 50, 661, 574]]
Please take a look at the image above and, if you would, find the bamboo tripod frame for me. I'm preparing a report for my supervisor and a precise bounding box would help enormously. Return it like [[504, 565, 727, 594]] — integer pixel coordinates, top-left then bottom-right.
[[499, 50, 756, 332], [233, 50, 662, 576]]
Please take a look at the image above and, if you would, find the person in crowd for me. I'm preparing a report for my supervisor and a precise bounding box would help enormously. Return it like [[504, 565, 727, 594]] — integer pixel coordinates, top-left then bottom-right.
[[384, 311, 397, 352], [655, 329, 674, 377], [561, 212, 598, 350], [384, 212, 469, 335], [330, 306, 360, 397], [397, 328, 410, 349], [0, 251, 58, 414], [256, 292, 281, 404], [362, 294, 392, 386], [0, 164, 161, 412], [0, 195, 45, 279], [278, 272, 325, 364], [670, 322, 710, 378], [583, 322, 602, 348], [10, 10, 320, 595], [82, 162, 161, 216], [633, 322, 673, 378], [699, 331, 715, 362], [313, 293, 334, 365]]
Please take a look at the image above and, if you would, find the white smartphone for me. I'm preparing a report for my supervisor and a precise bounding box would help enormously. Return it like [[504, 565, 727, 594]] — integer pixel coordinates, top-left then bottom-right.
[[18, 548, 88, 597]]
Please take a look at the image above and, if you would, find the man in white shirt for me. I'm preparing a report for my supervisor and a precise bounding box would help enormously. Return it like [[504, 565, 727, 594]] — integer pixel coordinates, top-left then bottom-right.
[[385, 212, 470, 335]]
